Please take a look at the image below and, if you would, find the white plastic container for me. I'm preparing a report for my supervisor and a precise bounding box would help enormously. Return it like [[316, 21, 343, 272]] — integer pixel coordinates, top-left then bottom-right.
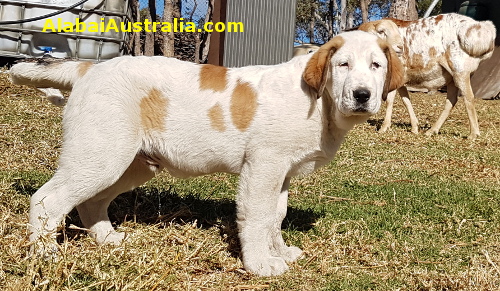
[[0, 0, 131, 60]]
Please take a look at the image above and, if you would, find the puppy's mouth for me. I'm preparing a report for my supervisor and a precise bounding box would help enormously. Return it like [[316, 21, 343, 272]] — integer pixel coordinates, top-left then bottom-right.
[[338, 105, 374, 117], [353, 105, 370, 113]]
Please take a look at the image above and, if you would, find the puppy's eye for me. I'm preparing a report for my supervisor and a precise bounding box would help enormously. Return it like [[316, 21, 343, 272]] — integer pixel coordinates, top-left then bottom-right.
[[371, 62, 381, 70], [339, 62, 349, 68]]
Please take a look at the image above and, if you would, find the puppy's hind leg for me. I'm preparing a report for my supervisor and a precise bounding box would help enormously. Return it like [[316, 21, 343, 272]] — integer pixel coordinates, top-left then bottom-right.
[[29, 119, 143, 255], [76, 157, 158, 245]]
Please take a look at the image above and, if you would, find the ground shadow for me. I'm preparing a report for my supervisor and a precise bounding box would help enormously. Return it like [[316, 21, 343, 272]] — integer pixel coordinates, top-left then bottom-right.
[[367, 118, 433, 132], [12, 179, 323, 258]]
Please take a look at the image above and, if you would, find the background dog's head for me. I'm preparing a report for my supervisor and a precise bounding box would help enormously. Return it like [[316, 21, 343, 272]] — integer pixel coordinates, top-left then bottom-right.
[[303, 31, 404, 122], [357, 19, 404, 55]]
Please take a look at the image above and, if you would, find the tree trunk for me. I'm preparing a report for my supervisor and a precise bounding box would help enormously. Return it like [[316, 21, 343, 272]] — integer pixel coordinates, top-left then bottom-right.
[[162, 0, 175, 57], [143, 0, 156, 56], [173, 0, 181, 19], [332, 0, 339, 35], [198, 0, 214, 63], [309, 4, 315, 42], [360, 0, 372, 23], [326, 0, 334, 39], [144, 13, 155, 56], [340, 0, 347, 31], [131, 0, 141, 55], [389, 0, 418, 21]]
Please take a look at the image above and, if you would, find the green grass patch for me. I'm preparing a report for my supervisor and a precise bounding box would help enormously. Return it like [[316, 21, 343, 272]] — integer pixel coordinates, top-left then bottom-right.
[[1, 74, 500, 289]]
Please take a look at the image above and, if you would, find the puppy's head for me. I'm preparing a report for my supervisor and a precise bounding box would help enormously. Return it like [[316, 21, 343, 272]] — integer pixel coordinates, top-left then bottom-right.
[[303, 31, 404, 122]]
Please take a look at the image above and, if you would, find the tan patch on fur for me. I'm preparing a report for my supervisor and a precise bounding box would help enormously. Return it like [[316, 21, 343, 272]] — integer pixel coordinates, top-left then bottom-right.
[[434, 15, 444, 24], [377, 38, 405, 98], [199, 64, 228, 92], [230, 80, 258, 132], [444, 47, 455, 70], [77, 62, 93, 78], [208, 103, 226, 132], [303, 36, 345, 96], [387, 18, 412, 28], [429, 47, 437, 58], [140, 88, 168, 132], [358, 21, 377, 32], [410, 53, 425, 70], [466, 24, 481, 38]]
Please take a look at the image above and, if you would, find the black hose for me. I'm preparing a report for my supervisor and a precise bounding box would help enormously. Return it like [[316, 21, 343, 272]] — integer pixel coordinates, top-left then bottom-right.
[[0, 0, 90, 25]]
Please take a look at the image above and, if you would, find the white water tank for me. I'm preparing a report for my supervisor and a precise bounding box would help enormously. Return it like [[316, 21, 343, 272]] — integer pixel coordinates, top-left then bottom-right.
[[0, 0, 131, 60]]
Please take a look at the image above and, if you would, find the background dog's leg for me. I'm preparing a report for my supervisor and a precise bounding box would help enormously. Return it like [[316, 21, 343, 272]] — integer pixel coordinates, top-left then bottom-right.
[[398, 86, 419, 134], [236, 159, 290, 276], [426, 83, 459, 137], [455, 73, 480, 139], [379, 90, 397, 133], [76, 157, 157, 245], [270, 177, 302, 262]]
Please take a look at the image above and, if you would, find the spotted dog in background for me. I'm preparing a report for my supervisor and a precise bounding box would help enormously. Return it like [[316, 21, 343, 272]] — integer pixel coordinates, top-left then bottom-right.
[[361, 14, 495, 138]]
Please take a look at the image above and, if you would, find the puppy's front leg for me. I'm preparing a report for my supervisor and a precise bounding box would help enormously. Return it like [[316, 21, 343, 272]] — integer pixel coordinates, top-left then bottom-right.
[[236, 160, 289, 276], [270, 177, 303, 262]]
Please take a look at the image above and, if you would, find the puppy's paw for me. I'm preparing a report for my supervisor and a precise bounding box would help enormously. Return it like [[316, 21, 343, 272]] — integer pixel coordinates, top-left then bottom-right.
[[30, 240, 59, 261], [425, 129, 438, 136], [95, 230, 126, 246], [467, 133, 479, 140], [378, 123, 391, 133], [47, 95, 66, 106], [279, 246, 303, 262], [244, 256, 289, 276]]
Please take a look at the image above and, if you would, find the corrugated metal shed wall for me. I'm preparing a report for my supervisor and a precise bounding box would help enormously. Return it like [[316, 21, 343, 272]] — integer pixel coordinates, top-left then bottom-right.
[[224, 0, 297, 67]]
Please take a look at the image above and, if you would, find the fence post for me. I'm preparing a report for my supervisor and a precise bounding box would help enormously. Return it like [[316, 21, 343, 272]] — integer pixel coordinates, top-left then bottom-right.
[[207, 0, 227, 66]]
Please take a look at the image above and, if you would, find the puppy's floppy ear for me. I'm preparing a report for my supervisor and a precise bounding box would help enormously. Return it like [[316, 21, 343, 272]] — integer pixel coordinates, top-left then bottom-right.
[[378, 38, 405, 101], [303, 36, 345, 98]]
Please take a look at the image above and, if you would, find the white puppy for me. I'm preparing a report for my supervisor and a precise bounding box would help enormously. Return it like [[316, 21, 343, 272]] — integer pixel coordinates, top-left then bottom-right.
[[10, 31, 404, 276]]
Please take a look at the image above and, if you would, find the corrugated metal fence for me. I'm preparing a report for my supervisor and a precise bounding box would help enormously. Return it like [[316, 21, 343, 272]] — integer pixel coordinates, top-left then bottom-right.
[[224, 0, 297, 67]]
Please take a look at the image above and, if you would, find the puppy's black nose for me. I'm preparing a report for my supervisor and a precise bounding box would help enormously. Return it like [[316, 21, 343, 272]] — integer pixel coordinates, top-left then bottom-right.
[[353, 88, 371, 103]]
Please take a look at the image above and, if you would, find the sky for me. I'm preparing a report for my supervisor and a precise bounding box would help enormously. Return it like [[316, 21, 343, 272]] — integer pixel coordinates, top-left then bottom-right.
[[139, 0, 209, 22]]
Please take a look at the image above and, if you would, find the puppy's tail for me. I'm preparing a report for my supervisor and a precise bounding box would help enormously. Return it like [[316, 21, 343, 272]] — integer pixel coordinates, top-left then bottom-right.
[[458, 19, 496, 60], [9, 58, 94, 91]]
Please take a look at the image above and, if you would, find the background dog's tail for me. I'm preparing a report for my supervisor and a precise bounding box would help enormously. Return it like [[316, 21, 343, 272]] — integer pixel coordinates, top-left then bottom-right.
[[9, 59, 94, 91], [457, 19, 496, 60]]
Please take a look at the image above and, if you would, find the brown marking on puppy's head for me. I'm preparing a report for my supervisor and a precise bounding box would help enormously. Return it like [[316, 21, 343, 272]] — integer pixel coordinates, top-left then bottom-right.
[[78, 62, 94, 78], [199, 64, 228, 92], [140, 88, 168, 132], [303, 35, 345, 98], [208, 103, 226, 132], [377, 38, 405, 101], [230, 80, 258, 132]]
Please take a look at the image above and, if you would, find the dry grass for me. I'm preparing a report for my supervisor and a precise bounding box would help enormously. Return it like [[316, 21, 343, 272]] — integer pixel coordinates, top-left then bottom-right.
[[1, 70, 500, 290]]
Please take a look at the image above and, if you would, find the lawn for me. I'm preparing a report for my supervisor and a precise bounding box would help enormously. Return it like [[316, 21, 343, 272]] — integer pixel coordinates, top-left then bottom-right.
[[1, 71, 499, 290]]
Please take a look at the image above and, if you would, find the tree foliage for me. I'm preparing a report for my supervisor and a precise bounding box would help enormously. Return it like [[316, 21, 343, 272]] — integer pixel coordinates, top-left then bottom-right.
[[296, 0, 442, 44]]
